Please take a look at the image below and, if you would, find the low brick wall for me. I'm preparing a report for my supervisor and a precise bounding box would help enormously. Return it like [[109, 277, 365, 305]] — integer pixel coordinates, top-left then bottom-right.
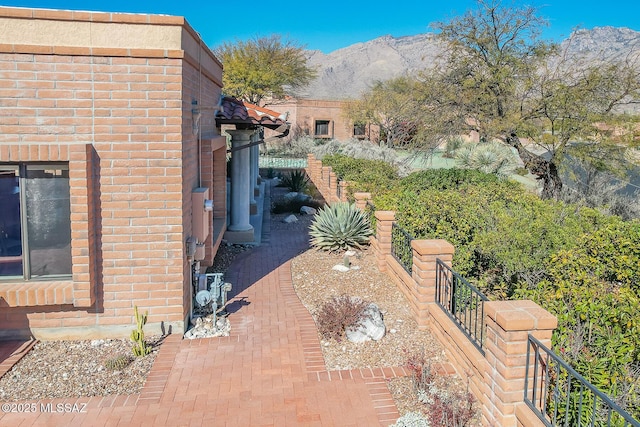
[[306, 155, 556, 426]]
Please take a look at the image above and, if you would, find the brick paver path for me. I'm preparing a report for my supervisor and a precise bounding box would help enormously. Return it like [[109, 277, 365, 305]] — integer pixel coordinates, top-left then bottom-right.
[[0, 182, 403, 426]]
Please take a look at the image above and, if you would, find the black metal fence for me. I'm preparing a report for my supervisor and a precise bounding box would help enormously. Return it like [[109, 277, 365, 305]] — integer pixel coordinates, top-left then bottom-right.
[[435, 259, 489, 354], [391, 223, 413, 274], [525, 335, 640, 427]]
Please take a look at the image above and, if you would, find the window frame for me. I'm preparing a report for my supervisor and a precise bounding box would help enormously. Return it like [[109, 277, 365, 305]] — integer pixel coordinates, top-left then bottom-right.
[[314, 119, 332, 137], [0, 162, 72, 282]]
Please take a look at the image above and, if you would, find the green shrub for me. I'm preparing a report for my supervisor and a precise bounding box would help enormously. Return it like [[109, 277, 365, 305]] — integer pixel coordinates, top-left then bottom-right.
[[309, 202, 373, 252], [321, 154, 400, 196]]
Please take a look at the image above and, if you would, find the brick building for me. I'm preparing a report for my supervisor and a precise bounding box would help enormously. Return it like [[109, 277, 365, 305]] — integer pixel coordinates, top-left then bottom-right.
[[0, 7, 228, 339], [265, 98, 380, 143]]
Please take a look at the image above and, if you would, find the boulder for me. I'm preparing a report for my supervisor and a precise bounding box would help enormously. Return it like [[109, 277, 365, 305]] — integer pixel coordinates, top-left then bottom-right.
[[346, 303, 386, 343], [284, 192, 312, 203], [300, 206, 317, 215], [282, 214, 298, 223], [332, 264, 351, 272]]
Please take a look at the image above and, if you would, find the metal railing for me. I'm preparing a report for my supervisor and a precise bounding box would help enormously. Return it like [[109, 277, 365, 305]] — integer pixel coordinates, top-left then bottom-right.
[[258, 156, 307, 169], [525, 335, 640, 427], [391, 223, 413, 274], [435, 259, 489, 354]]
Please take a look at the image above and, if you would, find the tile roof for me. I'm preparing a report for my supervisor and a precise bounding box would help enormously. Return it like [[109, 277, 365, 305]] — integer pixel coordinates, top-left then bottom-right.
[[216, 96, 289, 131]]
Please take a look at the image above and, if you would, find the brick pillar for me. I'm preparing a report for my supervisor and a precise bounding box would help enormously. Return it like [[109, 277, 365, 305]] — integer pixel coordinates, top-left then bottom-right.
[[410, 239, 455, 328], [483, 300, 557, 427], [322, 166, 332, 199], [338, 180, 350, 202], [329, 170, 338, 202], [353, 192, 371, 210], [306, 154, 316, 183], [374, 211, 395, 272]]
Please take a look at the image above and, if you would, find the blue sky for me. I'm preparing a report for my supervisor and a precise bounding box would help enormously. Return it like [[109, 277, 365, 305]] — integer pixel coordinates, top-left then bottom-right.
[[2, 0, 639, 53]]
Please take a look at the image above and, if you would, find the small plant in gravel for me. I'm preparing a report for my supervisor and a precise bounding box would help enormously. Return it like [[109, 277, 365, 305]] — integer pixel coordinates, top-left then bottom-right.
[[316, 295, 369, 341], [405, 351, 477, 427], [104, 354, 133, 371], [131, 305, 151, 357], [309, 202, 373, 252]]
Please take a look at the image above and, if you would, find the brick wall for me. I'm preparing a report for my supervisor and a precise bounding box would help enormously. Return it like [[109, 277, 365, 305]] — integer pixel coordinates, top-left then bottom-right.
[[0, 7, 225, 339]]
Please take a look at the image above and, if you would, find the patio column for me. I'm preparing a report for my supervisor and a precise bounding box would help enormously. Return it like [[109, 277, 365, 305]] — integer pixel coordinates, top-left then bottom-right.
[[225, 129, 254, 243], [249, 131, 259, 215]]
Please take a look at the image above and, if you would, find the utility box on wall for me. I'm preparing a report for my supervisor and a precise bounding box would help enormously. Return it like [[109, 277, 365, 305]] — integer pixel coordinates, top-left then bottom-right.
[[192, 187, 213, 245]]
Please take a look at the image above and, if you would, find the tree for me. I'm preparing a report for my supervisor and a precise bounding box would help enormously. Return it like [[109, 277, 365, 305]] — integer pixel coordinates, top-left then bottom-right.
[[216, 35, 317, 105], [343, 76, 442, 149], [419, 0, 640, 198]]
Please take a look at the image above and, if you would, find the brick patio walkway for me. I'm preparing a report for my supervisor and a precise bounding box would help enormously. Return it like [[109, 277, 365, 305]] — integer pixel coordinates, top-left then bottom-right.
[[0, 182, 406, 426]]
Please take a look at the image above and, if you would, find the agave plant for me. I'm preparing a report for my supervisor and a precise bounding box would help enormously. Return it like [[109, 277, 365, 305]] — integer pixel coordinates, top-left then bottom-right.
[[454, 141, 518, 176], [279, 169, 310, 192], [309, 202, 373, 252]]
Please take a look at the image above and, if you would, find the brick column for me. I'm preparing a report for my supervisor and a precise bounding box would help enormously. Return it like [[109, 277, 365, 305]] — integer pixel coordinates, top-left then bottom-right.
[[329, 170, 338, 202], [483, 300, 557, 427], [410, 239, 455, 327], [353, 192, 371, 210], [338, 180, 350, 202], [374, 211, 395, 272], [321, 166, 332, 199]]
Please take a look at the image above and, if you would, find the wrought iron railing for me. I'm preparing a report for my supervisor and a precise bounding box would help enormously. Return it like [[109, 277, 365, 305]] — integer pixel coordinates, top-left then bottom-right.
[[525, 335, 640, 427], [435, 259, 489, 354], [391, 223, 413, 274], [258, 156, 307, 169]]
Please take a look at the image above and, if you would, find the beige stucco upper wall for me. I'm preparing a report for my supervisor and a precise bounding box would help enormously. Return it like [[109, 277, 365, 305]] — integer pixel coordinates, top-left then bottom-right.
[[0, 6, 222, 71]]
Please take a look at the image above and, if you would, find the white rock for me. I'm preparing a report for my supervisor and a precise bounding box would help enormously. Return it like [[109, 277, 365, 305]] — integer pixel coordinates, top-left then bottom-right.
[[345, 250, 357, 257], [282, 214, 298, 223], [332, 264, 351, 272], [390, 329, 397, 334], [346, 303, 386, 343], [350, 266, 361, 270], [300, 206, 317, 215], [90, 340, 104, 347]]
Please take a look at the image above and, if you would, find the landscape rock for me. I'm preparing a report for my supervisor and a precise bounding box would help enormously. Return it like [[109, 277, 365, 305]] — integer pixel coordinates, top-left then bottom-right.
[[283, 214, 298, 223], [184, 315, 230, 339], [300, 206, 317, 215], [332, 264, 351, 272], [284, 192, 312, 203], [346, 303, 386, 343]]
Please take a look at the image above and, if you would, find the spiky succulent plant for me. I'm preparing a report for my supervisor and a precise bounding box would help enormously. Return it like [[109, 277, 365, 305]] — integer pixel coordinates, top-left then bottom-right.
[[309, 202, 373, 252]]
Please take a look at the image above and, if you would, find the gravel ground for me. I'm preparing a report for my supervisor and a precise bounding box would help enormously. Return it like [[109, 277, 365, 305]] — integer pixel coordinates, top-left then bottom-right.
[[0, 338, 161, 400], [0, 185, 477, 421]]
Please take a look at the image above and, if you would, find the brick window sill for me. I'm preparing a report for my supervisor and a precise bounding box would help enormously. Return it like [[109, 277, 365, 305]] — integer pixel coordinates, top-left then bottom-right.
[[0, 280, 74, 307]]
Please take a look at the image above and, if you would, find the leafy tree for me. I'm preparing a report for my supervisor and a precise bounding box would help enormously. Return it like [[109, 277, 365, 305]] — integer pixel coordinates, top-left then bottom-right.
[[343, 76, 441, 149], [216, 35, 317, 105], [418, 0, 640, 199]]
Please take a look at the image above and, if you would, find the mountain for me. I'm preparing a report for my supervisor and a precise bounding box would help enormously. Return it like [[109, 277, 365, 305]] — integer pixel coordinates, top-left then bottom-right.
[[297, 27, 640, 100]]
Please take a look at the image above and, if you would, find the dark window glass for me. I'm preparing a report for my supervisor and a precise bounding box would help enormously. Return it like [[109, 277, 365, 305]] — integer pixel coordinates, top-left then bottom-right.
[[0, 164, 71, 280], [25, 166, 71, 277], [315, 120, 330, 136], [353, 123, 366, 136]]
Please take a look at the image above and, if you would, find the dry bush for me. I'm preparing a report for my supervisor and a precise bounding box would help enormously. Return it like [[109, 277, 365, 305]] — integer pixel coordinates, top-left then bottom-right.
[[315, 295, 369, 341]]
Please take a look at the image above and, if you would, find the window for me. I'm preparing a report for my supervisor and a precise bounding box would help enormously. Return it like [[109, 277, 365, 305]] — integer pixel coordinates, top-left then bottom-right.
[[0, 164, 72, 280], [353, 122, 366, 137], [314, 120, 331, 137]]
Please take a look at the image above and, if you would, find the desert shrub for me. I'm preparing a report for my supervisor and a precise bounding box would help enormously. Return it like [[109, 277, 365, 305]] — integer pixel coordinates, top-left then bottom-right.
[[316, 295, 369, 341], [278, 169, 310, 192], [405, 351, 477, 427], [309, 202, 373, 252], [454, 141, 519, 176], [443, 137, 465, 158]]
